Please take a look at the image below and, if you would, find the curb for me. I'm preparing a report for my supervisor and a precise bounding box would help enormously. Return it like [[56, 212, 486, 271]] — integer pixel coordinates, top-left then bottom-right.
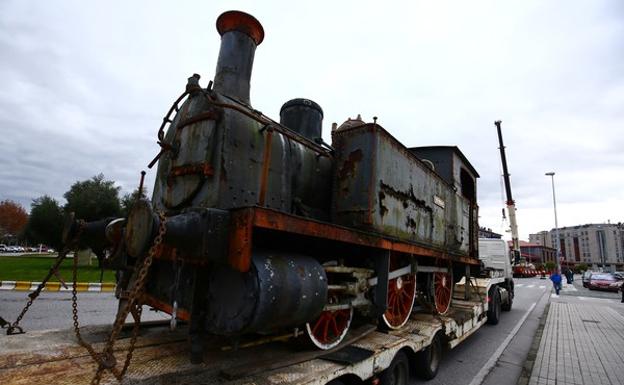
[[516, 299, 551, 385], [0, 281, 116, 292]]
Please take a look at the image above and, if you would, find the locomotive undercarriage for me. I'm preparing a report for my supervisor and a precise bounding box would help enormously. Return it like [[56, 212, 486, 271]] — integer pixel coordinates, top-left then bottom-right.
[[69, 203, 475, 353]]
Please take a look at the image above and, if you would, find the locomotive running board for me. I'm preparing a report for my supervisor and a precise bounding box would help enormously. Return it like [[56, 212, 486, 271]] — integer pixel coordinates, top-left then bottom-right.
[[228, 206, 479, 273]]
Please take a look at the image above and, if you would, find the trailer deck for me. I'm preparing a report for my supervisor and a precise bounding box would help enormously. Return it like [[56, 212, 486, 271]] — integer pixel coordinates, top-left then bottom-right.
[[0, 283, 494, 385]]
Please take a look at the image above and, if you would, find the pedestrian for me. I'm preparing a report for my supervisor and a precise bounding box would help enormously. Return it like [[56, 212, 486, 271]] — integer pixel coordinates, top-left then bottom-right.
[[620, 282, 624, 303], [568, 269, 574, 283], [564, 269, 573, 284], [550, 270, 562, 295]]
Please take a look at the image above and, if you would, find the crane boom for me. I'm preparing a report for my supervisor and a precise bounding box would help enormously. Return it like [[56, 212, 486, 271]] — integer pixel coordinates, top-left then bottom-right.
[[495, 120, 521, 264]]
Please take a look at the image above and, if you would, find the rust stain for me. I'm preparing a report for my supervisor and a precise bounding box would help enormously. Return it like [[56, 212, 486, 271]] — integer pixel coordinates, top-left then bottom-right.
[[228, 208, 254, 272], [169, 162, 214, 178], [247, 207, 478, 265], [258, 127, 274, 206], [337, 148, 363, 180], [142, 293, 191, 321]]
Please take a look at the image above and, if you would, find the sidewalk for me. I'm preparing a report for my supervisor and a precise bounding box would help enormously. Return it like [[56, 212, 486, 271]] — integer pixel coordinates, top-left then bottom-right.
[[529, 292, 624, 385]]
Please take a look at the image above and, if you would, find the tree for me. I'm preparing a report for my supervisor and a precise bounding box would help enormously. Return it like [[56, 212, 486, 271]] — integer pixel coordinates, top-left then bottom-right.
[[544, 261, 556, 272], [0, 200, 28, 241], [26, 196, 64, 249], [64, 174, 122, 221], [574, 263, 588, 274]]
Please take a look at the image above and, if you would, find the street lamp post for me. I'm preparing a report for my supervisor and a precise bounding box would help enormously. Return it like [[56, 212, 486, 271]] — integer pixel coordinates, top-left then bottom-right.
[[545, 172, 561, 273]]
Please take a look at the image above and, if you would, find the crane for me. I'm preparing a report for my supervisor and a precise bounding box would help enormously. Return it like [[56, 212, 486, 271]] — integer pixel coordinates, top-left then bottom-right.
[[495, 120, 521, 265]]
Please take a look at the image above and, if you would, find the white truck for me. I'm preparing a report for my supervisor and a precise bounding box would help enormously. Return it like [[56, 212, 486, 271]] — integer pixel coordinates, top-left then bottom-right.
[[0, 238, 514, 385]]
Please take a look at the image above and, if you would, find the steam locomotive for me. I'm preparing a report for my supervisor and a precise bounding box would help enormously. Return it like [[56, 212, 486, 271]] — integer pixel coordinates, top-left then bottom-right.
[[67, 10, 480, 356]]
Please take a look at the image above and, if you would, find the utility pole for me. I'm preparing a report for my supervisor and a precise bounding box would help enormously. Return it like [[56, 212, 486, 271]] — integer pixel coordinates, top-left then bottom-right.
[[495, 120, 521, 265], [545, 172, 561, 273]]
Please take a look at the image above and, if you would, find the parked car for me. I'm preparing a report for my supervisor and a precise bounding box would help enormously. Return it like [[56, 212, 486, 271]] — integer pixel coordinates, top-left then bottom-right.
[[0, 244, 7, 252], [587, 273, 620, 292], [612, 271, 624, 281], [582, 271, 593, 288]]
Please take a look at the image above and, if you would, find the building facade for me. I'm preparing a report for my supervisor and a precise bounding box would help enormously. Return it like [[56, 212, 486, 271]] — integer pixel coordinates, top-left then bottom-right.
[[514, 240, 556, 265], [529, 223, 624, 270]]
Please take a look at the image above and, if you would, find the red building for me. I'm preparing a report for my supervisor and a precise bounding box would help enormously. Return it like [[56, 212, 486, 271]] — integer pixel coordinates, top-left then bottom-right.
[[508, 240, 557, 265]]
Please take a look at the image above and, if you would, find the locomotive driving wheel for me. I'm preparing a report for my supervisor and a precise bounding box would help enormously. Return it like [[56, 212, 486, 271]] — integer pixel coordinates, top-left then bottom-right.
[[433, 262, 453, 315], [381, 257, 416, 329], [305, 306, 353, 350]]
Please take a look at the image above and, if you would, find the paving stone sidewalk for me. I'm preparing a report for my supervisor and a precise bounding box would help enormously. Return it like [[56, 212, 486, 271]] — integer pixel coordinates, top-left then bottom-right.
[[529, 299, 624, 385]]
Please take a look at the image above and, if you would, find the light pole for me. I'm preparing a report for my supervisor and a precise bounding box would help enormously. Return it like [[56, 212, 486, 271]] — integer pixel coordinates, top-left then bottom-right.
[[545, 172, 561, 273]]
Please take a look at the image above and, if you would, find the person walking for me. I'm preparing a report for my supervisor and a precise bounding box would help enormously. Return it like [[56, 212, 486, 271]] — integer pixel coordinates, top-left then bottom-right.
[[565, 269, 573, 284], [620, 281, 624, 303], [550, 270, 562, 295]]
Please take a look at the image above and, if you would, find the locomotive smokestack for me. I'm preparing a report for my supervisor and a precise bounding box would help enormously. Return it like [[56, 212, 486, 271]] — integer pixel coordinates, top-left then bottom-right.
[[214, 11, 264, 105]]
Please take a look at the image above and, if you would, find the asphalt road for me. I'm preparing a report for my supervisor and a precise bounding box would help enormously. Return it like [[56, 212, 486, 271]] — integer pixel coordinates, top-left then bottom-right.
[[408, 276, 552, 385], [0, 291, 169, 331]]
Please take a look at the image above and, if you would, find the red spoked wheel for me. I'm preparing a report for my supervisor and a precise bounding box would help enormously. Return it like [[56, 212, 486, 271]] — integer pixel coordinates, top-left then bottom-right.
[[306, 307, 353, 350], [381, 264, 416, 329], [433, 269, 453, 315]]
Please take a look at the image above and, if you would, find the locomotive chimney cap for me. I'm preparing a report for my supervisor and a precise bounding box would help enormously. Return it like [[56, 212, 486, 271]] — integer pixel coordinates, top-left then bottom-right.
[[217, 10, 264, 45]]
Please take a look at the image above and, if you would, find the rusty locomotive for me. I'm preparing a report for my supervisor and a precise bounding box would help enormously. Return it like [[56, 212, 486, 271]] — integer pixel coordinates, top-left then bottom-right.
[[67, 10, 481, 355]]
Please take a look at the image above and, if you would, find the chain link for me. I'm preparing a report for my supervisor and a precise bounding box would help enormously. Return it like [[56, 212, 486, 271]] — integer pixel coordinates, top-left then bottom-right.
[[6, 212, 167, 384], [84, 211, 167, 384], [6, 221, 85, 335]]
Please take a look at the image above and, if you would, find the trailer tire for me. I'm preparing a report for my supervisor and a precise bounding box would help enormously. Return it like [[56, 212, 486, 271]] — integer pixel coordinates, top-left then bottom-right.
[[414, 333, 442, 380], [502, 282, 513, 312], [379, 351, 409, 385], [487, 287, 501, 325]]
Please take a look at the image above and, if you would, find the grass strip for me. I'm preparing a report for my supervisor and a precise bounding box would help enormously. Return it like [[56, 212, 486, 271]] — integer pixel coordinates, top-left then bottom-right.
[[0, 255, 116, 283]]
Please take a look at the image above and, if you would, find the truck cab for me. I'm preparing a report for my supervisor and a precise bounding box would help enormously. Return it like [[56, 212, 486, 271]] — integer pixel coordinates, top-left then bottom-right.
[[478, 238, 513, 279]]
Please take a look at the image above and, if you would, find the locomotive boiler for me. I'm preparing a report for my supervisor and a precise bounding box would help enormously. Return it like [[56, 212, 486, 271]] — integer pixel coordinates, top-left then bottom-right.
[[65, 10, 481, 356]]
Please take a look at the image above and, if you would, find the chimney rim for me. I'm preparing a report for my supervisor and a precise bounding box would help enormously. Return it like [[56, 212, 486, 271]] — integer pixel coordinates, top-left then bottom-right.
[[217, 10, 264, 45]]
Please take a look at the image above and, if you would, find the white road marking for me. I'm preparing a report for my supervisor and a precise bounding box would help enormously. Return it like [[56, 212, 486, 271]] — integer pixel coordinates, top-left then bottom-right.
[[539, 286, 546, 289], [527, 285, 535, 288], [468, 301, 538, 385], [516, 284, 525, 287]]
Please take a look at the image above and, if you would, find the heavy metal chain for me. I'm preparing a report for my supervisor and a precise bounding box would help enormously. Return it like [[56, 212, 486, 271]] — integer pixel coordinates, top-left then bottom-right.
[[4, 221, 85, 335], [81, 212, 167, 384]]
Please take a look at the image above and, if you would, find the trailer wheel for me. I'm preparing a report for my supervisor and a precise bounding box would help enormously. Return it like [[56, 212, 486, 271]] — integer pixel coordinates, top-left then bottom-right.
[[379, 351, 409, 385], [502, 282, 513, 312], [487, 287, 501, 325], [415, 332, 442, 380]]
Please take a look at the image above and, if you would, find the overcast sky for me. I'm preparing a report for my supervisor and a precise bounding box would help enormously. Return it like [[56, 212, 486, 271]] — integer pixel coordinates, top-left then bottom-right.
[[1, 0, 622, 240]]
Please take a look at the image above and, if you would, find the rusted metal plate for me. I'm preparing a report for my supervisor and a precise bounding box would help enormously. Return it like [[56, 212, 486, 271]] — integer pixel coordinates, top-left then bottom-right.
[[228, 208, 254, 272], [227, 207, 479, 266], [332, 124, 477, 258]]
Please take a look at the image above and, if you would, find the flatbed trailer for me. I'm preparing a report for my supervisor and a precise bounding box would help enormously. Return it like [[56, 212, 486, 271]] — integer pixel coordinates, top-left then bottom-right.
[[0, 277, 510, 385]]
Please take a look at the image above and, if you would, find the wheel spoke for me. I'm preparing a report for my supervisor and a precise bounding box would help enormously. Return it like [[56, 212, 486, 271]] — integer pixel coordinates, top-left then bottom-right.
[[382, 271, 416, 329], [433, 271, 452, 314], [307, 308, 353, 349]]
